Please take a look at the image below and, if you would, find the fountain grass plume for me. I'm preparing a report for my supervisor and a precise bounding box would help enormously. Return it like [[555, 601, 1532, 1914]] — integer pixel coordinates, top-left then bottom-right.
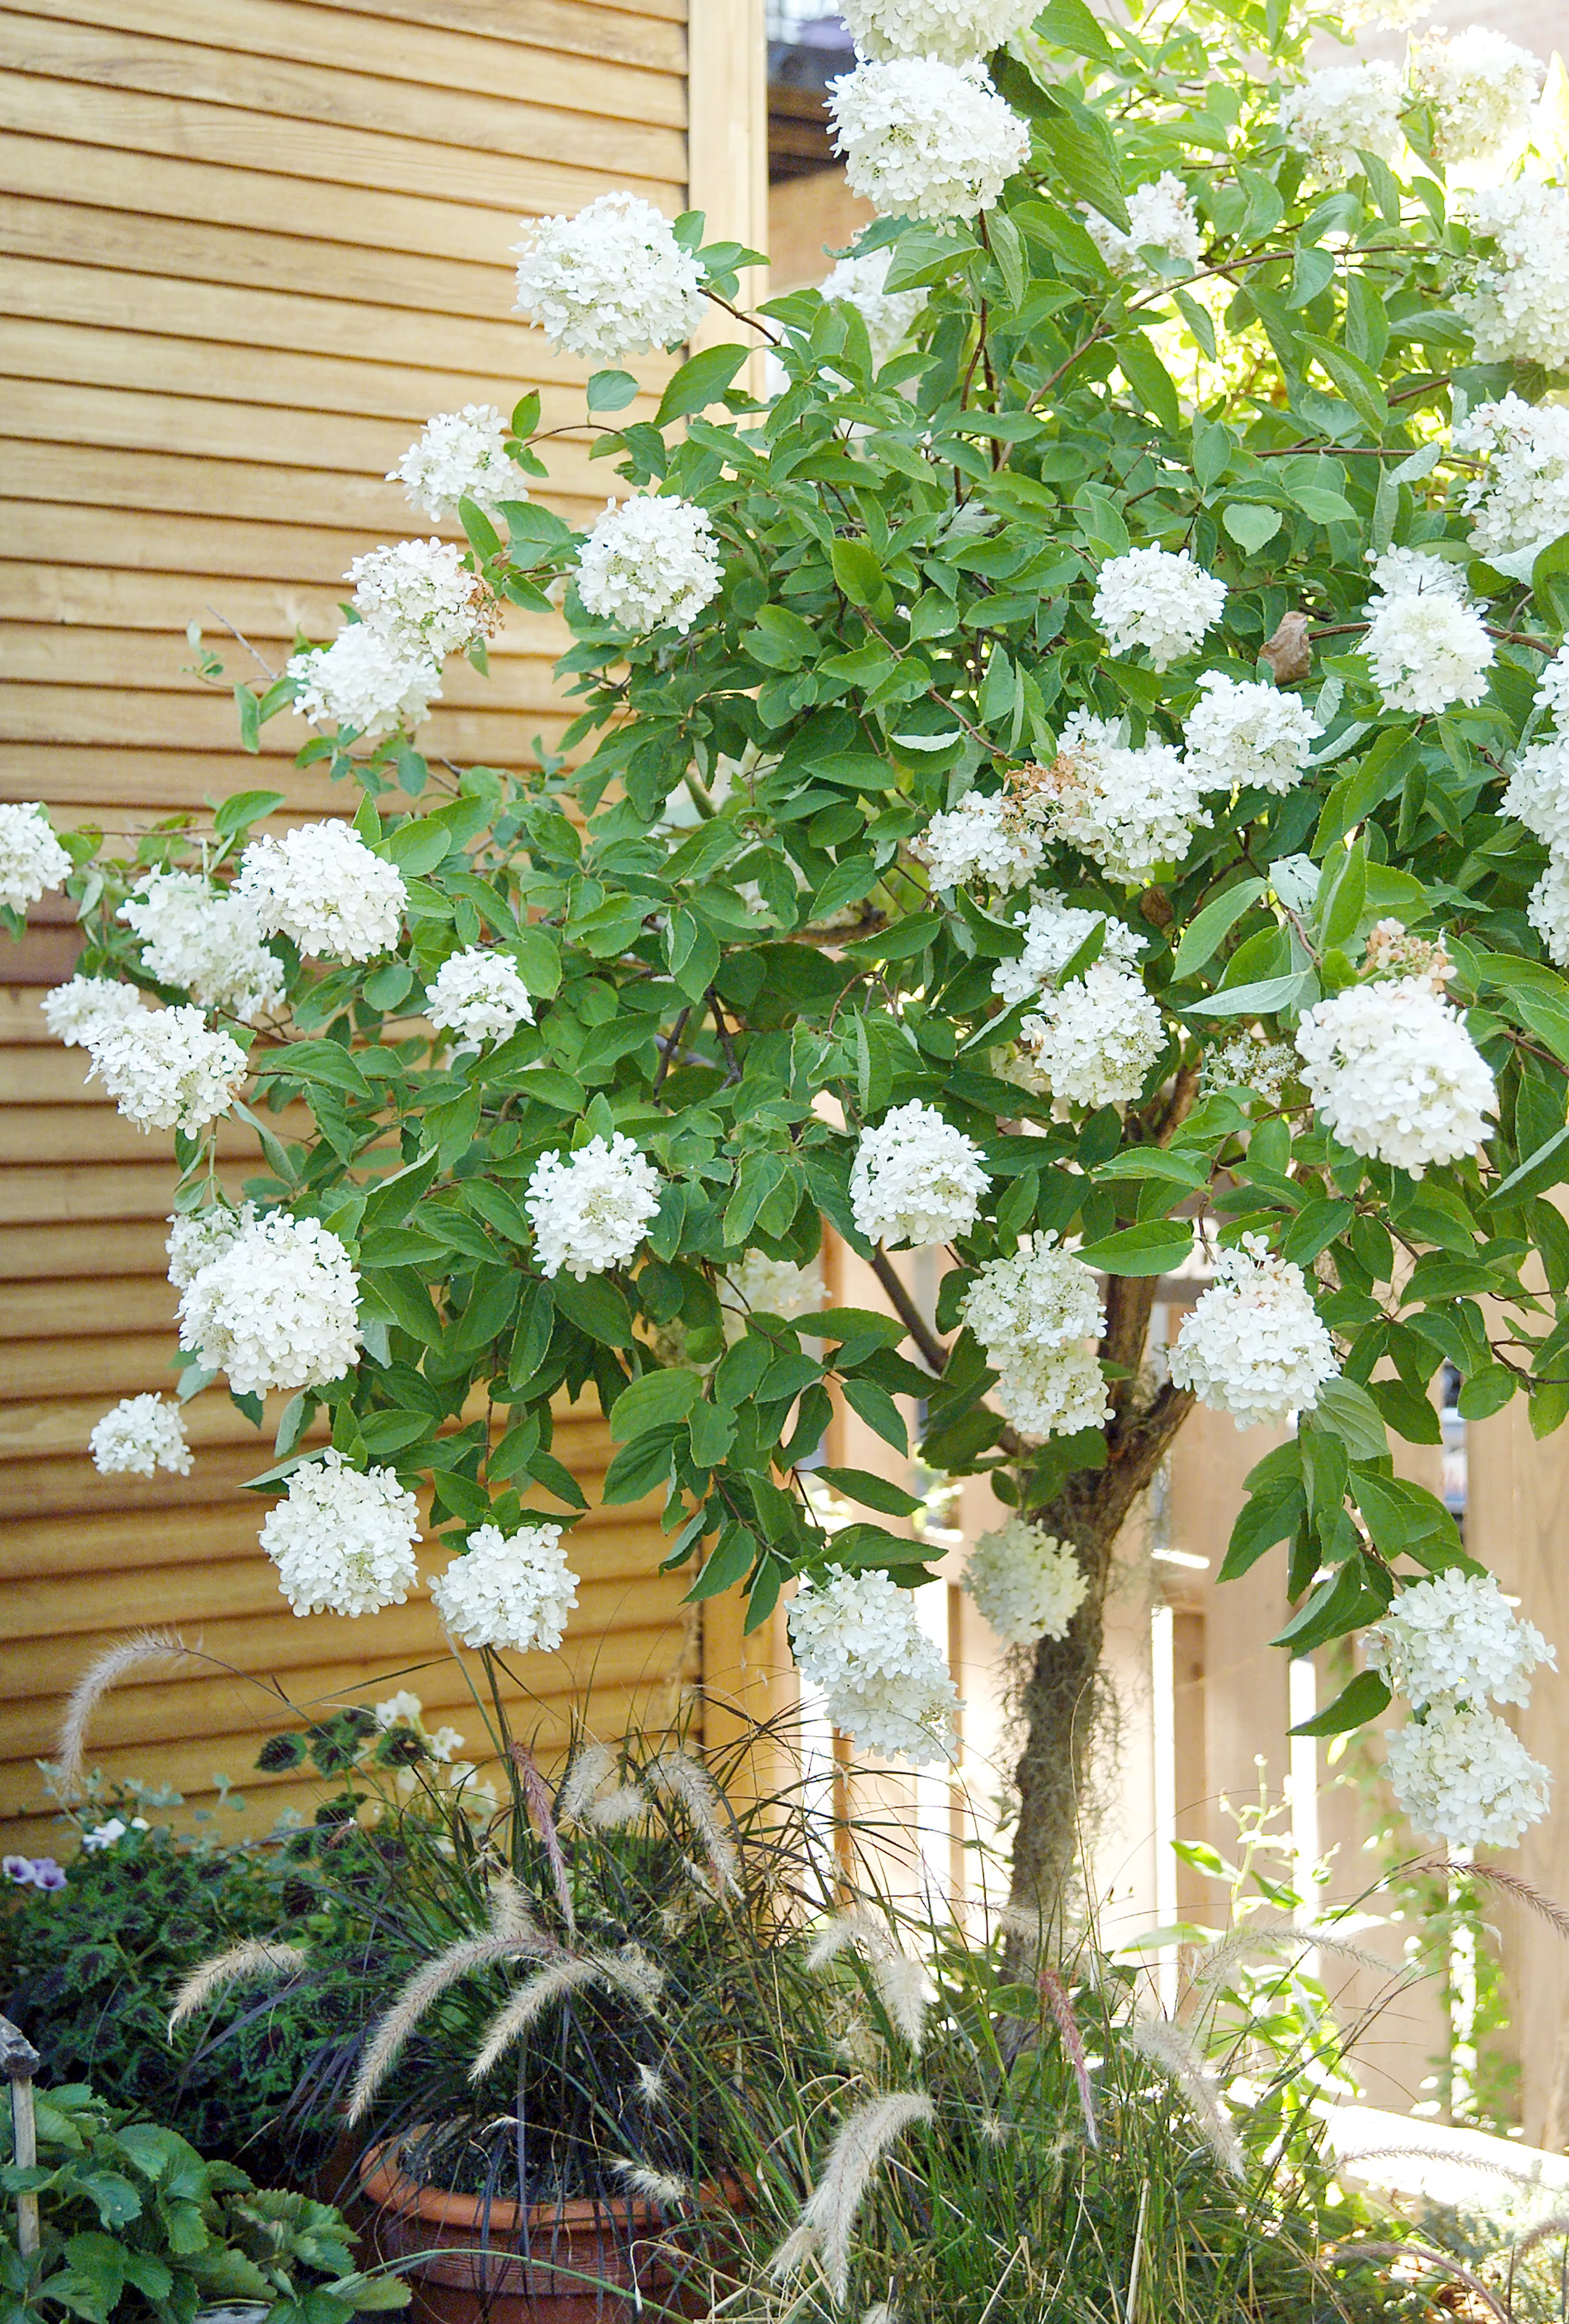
[[807, 1908, 926, 2052], [509, 1738, 574, 1933], [556, 1738, 616, 1823], [1124, 2015, 1245, 2179], [167, 1938, 307, 2032], [58, 1630, 195, 1796], [1192, 1909, 1401, 1989], [612, 2158, 690, 2208], [1037, 1961, 1099, 2149], [768, 2092, 934, 2305], [649, 1748, 741, 1896], [348, 1875, 553, 2122], [470, 1945, 665, 2077], [1425, 1857, 1569, 1944]]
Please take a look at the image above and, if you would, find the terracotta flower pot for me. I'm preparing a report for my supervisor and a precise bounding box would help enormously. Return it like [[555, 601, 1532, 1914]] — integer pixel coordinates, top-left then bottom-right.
[[359, 2137, 730, 2324]]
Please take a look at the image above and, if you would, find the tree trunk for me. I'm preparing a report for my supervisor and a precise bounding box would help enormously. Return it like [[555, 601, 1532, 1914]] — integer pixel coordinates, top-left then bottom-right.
[[1006, 1293, 1195, 1929]]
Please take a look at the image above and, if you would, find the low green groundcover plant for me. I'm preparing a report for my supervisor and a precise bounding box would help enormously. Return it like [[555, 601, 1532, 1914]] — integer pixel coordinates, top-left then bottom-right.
[[0, 2081, 406, 2322]]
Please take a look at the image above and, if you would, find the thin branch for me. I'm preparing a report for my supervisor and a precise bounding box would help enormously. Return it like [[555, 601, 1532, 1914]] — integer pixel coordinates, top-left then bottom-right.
[[651, 1006, 692, 1099], [703, 287, 784, 350], [869, 1251, 948, 1378]]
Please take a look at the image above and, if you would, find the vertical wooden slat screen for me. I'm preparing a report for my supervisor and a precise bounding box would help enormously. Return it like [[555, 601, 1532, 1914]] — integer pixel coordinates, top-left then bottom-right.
[[0, 0, 762, 1847]]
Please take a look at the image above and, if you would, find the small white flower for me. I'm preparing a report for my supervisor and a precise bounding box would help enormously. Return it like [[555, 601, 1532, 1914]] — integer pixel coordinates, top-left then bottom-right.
[[1033, 715, 1210, 883], [525, 1132, 662, 1280], [88, 1395, 193, 1479], [1183, 674, 1321, 797], [236, 822, 407, 962], [1406, 27, 1541, 164], [259, 1448, 421, 1619], [1359, 548, 1493, 716], [915, 789, 1045, 895], [41, 976, 145, 1049], [1459, 184, 1569, 373], [850, 1100, 991, 1249], [821, 243, 927, 364], [1384, 1703, 1550, 1849], [1092, 547, 1226, 670], [0, 802, 71, 915], [119, 871, 285, 1022], [424, 948, 535, 1045], [1019, 962, 1166, 1108], [81, 1816, 148, 1852], [1085, 173, 1202, 277], [1278, 64, 1403, 175], [286, 625, 441, 739], [178, 1211, 362, 1396], [829, 56, 1030, 222], [1527, 854, 1569, 969], [374, 1690, 424, 1729], [837, 0, 1038, 64], [788, 1565, 958, 1763], [963, 1519, 1087, 1645], [390, 405, 531, 522], [1295, 977, 1496, 1177], [431, 1522, 579, 1653], [1367, 1571, 1554, 1711], [1169, 1233, 1338, 1428], [575, 495, 721, 636], [84, 1005, 245, 1135], [991, 889, 1147, 1010], [166, 1202, 256, 1293], [347, 537, 490, 663], [514, 191, 705, 361], [1454, 394, 1569, 565]]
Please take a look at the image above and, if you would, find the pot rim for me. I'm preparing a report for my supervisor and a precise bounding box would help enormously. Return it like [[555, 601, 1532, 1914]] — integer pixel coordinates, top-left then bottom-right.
[[359, 2131, 740, 2238]]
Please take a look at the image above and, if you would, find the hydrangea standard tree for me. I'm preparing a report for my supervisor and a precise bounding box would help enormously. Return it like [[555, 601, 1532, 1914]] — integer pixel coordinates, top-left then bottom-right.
[[19, 0, 1569, 1915]]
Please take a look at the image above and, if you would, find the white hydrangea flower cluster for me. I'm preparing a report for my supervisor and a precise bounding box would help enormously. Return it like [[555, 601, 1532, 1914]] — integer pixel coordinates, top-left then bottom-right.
[[821, 244, 927, 365], [0, 802, 71, 915], [1367, 1572, 1554, 1712], [41, 975, 144, 1049], [837, 0, 1037, 63], [88, 1394, 193, 1479], [346, 537, 491, 662], [1541, 643, 1569, 727], [1182, 675, 1321, 797], [389, 405, 531, 521], [915, 788, 1044, 895], [1459, 185, 1569, 372], [259, 1448, 421, 1619], [431, 1522, 580, 1652], [236, 822, 407, 962], [961, 1238, 1111, 1439], [1503, 736, 1569, 853], [1454, 395, 1569, 565], [1169, 1233, 1338, 1428], [1091, 547, 1226, 670], [1406, 27, 1541, 165], [119, 871, 284, 1021], [1359, 548, 1494, 716], [286, 625, 441, 740], [1035, 713, 1210, 882], [991, 888, 1146, 1009], [575, 495, 722, 635], [1019, 962, 1165, 1111], [1085, 174, 1202, 278], [1200, 1032, 1296, 1105], [1384, 1705, 1550, 1849], [424, 947, 535, 1045], [1278, 63, 1403, 174], [525, 1132, 662, 1280], [513, 192, 706, 362], [723, 1249, 824, 1326], [166, 1202, 256, 1292], [1528, 855, 1569, 967], [178, 1211, 362, 1395], [829, 57, 1030, 221], [1295, 977, 1496, 1177], [1344, 0, 1431, 29], [84, 1005, 245, 1136], [850, 1100, 991, 1249], [963, 1519, 1088, 1646], [787, 1564, 959, 1763]]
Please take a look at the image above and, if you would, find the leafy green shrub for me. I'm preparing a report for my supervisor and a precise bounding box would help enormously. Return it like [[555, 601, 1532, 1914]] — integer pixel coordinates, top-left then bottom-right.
[[0, 2081, 406, 2321]]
